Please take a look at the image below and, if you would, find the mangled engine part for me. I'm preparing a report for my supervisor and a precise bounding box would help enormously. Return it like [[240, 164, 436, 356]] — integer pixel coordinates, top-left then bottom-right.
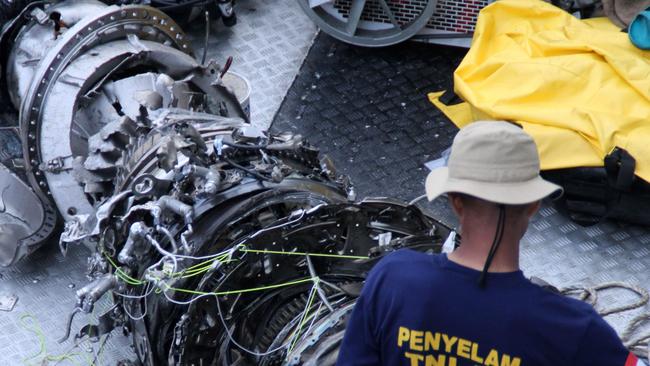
[[58, 111, 452, 364], [169, 199, 450, 366], [0, 164, 56, 266], [0, 0, 248, 266], [0, 2, 454, 364]]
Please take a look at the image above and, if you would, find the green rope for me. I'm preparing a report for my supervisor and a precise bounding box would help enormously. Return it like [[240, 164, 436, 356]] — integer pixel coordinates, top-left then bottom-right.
[[19, 245, 362, 364], [103, 253, 144, 286], [173, 258, 238, 279], [104, 244, 368, 288], [239, 247, 369, 260], [182, 254, 229, 272], [19, 314, 96, 366], [288, 280, 319, 353], [162, 277, 316, 296], [20, 314, 46, 365], [177, 255, 227, 274], [21, 249, 359, 365]]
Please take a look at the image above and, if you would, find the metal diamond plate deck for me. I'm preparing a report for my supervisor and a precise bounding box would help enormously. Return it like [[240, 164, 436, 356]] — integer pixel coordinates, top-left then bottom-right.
[[1, 3, 649, 365], [0, 1, 316, 364], [0, 244, 135, 365], [189, 0, 318, 130]]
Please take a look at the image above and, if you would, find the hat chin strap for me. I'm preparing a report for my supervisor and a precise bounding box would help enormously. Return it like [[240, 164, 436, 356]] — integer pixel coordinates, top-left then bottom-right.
[[478, 204, 506, 288]]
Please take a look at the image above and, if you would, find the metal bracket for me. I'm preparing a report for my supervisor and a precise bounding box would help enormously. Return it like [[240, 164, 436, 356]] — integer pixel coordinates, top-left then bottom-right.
[[0, 293, 18, 311], [75, 304, 120, 342], [29, 7, 49, 25], [39, 155, 73, 174]]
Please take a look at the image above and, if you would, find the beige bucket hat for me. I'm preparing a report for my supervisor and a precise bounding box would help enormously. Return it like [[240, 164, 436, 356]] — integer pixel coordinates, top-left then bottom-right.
[[426, 121, 563, 205]]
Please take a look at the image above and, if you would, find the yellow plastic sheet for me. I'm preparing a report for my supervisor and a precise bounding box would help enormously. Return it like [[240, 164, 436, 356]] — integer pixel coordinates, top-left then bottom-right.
[[428, 0, 650, 181]]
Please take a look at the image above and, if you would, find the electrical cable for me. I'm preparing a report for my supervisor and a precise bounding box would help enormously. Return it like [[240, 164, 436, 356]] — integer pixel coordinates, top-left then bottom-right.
[[201, 10, 209, 65], [121, 285, 150, 321], [162, 289, 219, 306], [156, 225, 179, 253], [214, 282, 320, 357], [248, 209, 306, 239], [114, 282, 156, 300], [408, 194, 426, 206], [160, 280, 323, 357], [146, 233, 179, 273], [99, 232, 377, 359]]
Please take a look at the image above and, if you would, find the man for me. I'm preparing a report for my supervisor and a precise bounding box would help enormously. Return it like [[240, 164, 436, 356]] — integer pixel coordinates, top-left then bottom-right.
[[337, 121, 645, 366]]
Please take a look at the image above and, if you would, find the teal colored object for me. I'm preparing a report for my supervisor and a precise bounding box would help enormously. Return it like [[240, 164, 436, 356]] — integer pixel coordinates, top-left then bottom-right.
[[629, 7, 650, 50]]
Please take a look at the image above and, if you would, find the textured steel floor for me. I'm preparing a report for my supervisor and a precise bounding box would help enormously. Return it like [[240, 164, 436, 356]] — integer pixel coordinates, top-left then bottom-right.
[[189, 0, 318, 129], [0, 244, 135, 365], [0, 1, 316, 364], [2, 3, 649, 366]]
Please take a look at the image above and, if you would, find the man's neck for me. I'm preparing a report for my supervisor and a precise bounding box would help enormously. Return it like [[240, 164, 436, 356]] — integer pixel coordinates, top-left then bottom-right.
[[447, 237, 520, 273]]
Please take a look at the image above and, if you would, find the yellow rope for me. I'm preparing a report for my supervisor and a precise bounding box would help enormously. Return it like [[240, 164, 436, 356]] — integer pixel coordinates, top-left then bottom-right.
[[19, 314, 96, 366]]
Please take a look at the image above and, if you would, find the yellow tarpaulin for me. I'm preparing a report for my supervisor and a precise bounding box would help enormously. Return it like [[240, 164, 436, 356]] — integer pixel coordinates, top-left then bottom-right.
[[428, 0, 650, 182]]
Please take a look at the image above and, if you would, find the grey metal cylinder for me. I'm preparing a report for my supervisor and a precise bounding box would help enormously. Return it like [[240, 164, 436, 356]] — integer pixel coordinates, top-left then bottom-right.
[[6, 0, 108, 109]]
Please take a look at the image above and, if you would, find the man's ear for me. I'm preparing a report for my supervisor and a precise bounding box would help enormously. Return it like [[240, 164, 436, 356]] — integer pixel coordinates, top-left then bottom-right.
[[449, 193, 464, 218]]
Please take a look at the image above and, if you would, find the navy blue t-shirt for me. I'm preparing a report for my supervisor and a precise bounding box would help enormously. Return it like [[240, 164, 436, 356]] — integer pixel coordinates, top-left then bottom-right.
[[337, 249, 642, 366]]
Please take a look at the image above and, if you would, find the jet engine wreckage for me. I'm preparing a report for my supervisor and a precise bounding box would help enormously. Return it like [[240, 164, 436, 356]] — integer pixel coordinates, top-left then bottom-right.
[[6, 2, 649, 364], [0, 1, 453, 364]]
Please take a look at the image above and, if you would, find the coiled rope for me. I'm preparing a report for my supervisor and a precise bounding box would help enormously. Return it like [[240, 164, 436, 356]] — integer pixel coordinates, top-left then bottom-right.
[[561, 282, 650, 360]]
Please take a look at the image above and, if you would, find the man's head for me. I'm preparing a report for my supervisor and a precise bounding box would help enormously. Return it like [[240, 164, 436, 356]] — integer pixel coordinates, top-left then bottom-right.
[[425, 121, 562, 206], [447, 192, 540, 243], [425, 121, 562, 283]]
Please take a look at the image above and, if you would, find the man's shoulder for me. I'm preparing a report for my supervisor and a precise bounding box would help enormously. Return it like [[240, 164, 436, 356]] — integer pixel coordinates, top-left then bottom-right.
[[374, 249, 436, 272], [367, 249, 441, 286], [527, 280, 601, 321]]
